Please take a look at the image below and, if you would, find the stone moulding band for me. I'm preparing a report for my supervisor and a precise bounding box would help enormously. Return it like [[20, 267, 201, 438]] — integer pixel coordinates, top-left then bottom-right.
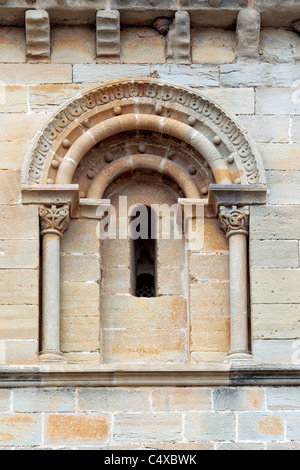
[[0, 366, 299, 388], [22, 78, 266, 188]]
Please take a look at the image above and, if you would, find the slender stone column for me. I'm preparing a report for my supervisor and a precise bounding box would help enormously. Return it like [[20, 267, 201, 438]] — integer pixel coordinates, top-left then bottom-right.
[[219, 205, 251, 360], [39, 204, 69, 362]]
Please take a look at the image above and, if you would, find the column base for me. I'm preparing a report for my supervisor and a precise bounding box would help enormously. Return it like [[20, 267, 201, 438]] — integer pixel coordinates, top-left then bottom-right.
[[39, 350, 67, 363], [224, 350, 253, 363]]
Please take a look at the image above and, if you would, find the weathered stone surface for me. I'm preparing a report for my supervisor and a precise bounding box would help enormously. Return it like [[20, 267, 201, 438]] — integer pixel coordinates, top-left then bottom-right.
[[253, 339, 297, 364], [152, 388, 212, 412], [201, 87, 255, 115], [13, 389, 75, 413], [250, 240, 299, 269], [213, 388, 265, 411], [0, 27, 25, 63], [0, 414, 42, 447], [261, 28, 300, 63], [265, 170, 300, 204], [266, 388, 300, 411], [113, 414, 182, 442], [0, 86, 27, 113], [45, 414, 111, 446], [252, 304, 300, 340], [0, 143, 28, 170], [0, 114, 49, 142], [121, 27, 165, 64], [238, 413, 285, 442], [237, 10, 261, 60], [250, 205, 300, 240], [77, 389, 151, 412], [0, 206, 38, 240], [101, 295, 187, 329], [61, 282, 99, 317], [73, 64, 219, 87], [286, 413, 300, 441], [190, 281, 230, 319], [252, 269, 300, 304], [25, 10, 50, 58], [257, 88, 300, 116], [61, 254, 99, 282], [1, 340, 38, 365], [102, 266, 131, 295], [28, 84, 85, 112], [61, 316, 100, 353], [189, 253, 229, 281], [102, 328, 187, 364], [267, 442, 300, 451], [52, 26, 95, 64], [0, 170, 19, 204], [238, 115, 289, 143], [185, 412, 235, 442], [192, 28, 235, 65], [61, 219, 99, 254], [0, 270, 38, 305], [157, 266, 184, 296], [0, 240, 39, 269], [291, 117, 300, 144], [220, 64, 300, 87], [258, 144, 300, 171], [0, 306, 38, 340], [167, 11, 190, 64], [0, 391, 10, 412], [0, 64, 72, 84], [97, 11, 120, 57], [191, 317, 230, 353]]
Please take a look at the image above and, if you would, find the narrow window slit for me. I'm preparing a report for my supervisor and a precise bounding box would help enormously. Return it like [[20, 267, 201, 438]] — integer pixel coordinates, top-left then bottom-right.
[[131, 206, 156, 298]]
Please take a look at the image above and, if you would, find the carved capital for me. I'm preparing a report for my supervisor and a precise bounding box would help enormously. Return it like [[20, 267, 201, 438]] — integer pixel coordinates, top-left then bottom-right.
[[39, 204, 69, 237], [218, 205, 249, 238]]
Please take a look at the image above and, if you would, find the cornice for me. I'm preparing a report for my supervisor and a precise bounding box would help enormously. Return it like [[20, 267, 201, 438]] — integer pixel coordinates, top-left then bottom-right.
[[0, 0, 299, 28]]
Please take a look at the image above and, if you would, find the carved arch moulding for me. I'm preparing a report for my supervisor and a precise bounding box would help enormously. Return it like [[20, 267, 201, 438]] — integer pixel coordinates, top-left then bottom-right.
[[22, 78, 266, 196]]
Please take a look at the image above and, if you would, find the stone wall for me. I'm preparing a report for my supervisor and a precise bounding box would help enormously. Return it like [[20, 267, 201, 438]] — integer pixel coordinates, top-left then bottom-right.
[[0, 386, 300, 450], [1, 4, 300, 449]]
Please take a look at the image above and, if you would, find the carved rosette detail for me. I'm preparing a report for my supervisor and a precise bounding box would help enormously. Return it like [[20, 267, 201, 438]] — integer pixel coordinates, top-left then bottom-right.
[[39, 205, 70, 237], [27, 80, 261, 185], [218, 206, 249, 238]]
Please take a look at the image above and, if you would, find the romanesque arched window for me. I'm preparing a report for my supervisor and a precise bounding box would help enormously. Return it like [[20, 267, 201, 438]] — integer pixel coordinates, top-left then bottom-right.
[[21, 78, 267, 369]]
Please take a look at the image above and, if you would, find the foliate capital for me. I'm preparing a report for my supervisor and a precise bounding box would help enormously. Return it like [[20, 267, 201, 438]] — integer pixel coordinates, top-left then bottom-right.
[[218, 205, 249, 238], [39, 204, 70, 237]]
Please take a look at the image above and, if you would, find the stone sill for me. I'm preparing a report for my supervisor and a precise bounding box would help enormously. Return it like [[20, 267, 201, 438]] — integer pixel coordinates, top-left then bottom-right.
[[0, 0, 299, 28], [0, 364, 300, 387]]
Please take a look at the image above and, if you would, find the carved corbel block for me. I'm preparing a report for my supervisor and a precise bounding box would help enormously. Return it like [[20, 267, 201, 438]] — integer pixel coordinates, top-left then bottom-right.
[[167, 11, 191, 64], [96, 10, 120, 57], [237, 9, 261, 60], [25, 9, 50, 58]]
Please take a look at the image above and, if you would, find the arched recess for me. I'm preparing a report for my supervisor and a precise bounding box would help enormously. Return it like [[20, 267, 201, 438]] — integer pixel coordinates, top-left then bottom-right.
[[22, 78, 266, 190], [23, 78, 267, 365]]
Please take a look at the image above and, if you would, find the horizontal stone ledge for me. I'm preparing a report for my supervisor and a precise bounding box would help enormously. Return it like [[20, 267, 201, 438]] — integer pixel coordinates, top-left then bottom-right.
[[0, 365, 299, 387], [208, 184, 267, 215], [0, 1, 299, 27]]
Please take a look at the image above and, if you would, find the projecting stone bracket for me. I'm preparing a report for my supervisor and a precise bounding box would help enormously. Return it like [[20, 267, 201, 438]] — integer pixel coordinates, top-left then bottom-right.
[[96, 10, 120, 57], [25, 9, 50, 58]]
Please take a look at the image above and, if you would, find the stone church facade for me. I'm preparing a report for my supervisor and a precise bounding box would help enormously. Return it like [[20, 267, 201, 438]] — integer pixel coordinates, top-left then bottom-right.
[[0, 0, 300, 450]]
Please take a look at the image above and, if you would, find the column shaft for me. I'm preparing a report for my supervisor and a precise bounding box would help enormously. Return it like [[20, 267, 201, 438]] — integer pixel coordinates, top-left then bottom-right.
[[41, 233, 61, 354], [229, 233, 249, 354]]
